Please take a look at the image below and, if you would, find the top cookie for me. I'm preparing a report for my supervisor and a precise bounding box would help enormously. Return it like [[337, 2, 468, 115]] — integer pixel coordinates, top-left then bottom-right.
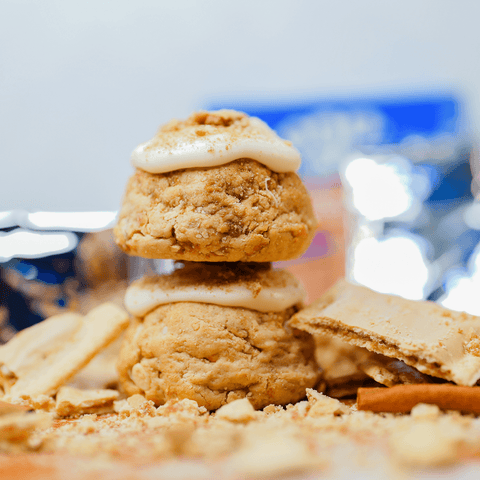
[[114, 111, 317, 262]]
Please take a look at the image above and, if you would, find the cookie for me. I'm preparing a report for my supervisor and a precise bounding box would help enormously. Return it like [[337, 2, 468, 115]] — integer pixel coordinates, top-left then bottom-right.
[[117, 301, 320, 410], [114, 110, 317, 262], [114, 159, 317, 262]]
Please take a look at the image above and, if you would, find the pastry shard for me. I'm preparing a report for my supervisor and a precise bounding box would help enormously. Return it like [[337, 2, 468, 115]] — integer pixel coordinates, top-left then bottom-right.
[[290, 279, 480, 386], [0, 303, 129, 398], [56, 386, 119, 417]]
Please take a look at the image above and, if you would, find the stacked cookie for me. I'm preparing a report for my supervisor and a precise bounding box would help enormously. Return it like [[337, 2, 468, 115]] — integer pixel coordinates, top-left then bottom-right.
[[114, 110, 320, 410]]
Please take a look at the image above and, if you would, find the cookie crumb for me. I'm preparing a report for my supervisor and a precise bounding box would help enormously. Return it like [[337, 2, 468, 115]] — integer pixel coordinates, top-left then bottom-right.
[[215, 398, 256, 423]]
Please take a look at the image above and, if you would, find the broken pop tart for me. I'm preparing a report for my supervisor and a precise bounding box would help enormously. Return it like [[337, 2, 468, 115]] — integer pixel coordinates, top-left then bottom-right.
[[290, 279, 480, 386]]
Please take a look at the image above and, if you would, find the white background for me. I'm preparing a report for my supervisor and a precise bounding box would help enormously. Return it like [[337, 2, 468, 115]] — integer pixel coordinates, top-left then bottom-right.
[[1, 0, 480, 212]]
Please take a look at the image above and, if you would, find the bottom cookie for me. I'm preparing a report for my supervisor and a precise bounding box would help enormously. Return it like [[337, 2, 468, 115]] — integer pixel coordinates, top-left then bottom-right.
[[117, 302, 320, 410]]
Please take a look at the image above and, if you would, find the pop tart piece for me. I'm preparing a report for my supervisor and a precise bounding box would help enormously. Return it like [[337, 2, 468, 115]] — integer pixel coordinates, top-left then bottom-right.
[[0, 303, 129, 398], [290, 280, 480, 386]]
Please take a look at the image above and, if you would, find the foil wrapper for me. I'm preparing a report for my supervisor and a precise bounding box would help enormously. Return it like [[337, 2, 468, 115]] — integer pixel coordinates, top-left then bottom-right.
[[341, 140, 478, 308], [211, 94, 479, 312], [0, 229, 128, 341]]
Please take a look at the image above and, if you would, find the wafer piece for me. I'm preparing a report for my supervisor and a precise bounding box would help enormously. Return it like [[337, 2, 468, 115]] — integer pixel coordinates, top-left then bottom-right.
[[0, 312, 84, 392], [290, 280, 480, 386], [55, 386, 119, 417], [358, 385, 480, 414], [67, 336, 123, 390], [0, 303, 129, 398]]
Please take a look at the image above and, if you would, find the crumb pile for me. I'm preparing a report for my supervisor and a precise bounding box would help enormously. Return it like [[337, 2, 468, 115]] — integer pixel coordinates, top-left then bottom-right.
[[3, 392, 480, 479]]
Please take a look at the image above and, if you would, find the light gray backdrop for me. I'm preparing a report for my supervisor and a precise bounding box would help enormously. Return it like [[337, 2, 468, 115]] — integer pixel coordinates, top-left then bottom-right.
[[1, 0, 479, 212]]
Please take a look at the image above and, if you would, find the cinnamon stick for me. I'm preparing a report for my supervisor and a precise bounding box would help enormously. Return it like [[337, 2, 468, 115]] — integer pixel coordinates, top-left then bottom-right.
[[358, 384, 480, 414]]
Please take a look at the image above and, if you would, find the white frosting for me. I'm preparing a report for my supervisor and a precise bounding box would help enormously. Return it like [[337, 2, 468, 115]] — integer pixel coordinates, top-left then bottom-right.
[[124, 272, 306, 317], [131, 115, 301, 174]]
